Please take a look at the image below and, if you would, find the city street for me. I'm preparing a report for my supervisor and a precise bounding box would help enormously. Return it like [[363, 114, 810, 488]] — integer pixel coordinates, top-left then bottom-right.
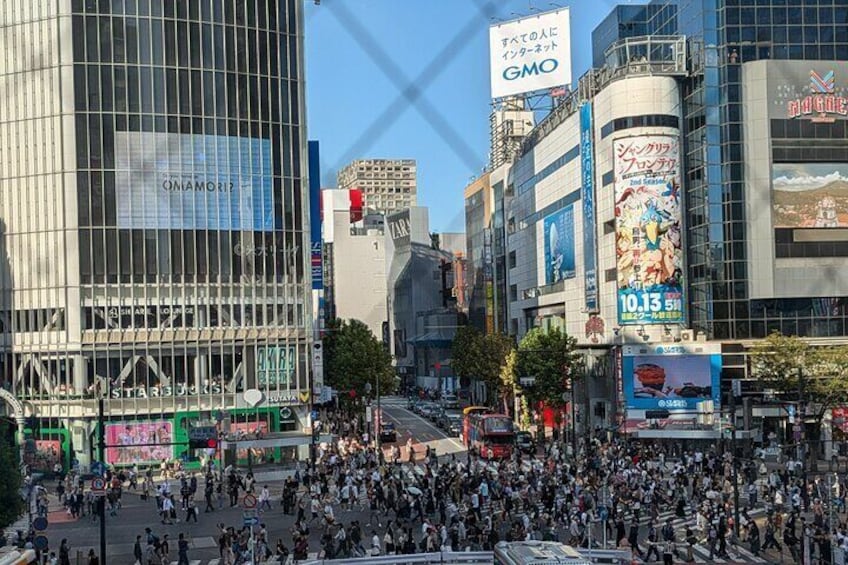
[[25, 398, 793, 564], [34, 397, 462, 564]]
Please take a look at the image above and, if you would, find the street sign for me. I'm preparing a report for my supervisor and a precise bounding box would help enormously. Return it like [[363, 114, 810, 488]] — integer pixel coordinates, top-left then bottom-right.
[[311, 410, 319, 421], [32, 516, 48, 531], [33, 535, 48, 551], [90, 461, 105, 476], [189, 425, 217, 441], [91, 477, 106, 492], [242, 510, 259, 526], [242, 494, 257, 509]]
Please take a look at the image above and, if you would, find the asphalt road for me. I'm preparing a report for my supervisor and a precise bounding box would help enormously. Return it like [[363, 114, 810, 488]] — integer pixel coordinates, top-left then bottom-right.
[[378, 396, 466, 460], [41, 396, 465, 563]]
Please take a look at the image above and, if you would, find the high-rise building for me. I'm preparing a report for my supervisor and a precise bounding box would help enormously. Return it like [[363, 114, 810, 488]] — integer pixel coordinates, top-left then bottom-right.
[[591, 4, 678, 68], [464, 173, 493, 333], [0, 1, 313, 472], [498, 1, 848, 441], [337, 159, 417, 215], [322, 189, 388, 340]]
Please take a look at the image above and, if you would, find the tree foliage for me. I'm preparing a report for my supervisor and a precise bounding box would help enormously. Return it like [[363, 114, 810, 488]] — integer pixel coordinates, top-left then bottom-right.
[[450, 327, 484, 384], [516, 327, 582, 408], [0, 423, 24, 529], [323, 318, 395, 398], [451, 327, 514, 403], [750, 332, 848, 416]]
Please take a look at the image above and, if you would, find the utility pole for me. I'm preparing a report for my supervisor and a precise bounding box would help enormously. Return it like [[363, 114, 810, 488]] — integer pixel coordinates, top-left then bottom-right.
[[798, 366, 808, 509], [730, 389, 740, 538], [97, 397, 107, 565]]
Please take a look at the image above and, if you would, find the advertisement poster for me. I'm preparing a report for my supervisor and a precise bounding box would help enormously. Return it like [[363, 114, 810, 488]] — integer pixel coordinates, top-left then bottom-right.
[[613, 135, 685, 325], [227, 421, 270, 462], [772, 163, 848, 228], [489, 8, 572, 99], [105, 421, 173, 465], [580, 102, 598, 312], [256, 345, 296, 387], [26, 440, 62, 471], [543, 205, 576, 285], [115, 132, 274, 231], [623, 351, 721, 410]]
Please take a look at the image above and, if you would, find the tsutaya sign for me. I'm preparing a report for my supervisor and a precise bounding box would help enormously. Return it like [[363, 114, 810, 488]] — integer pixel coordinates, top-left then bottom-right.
[[242, 388, 310, 407]]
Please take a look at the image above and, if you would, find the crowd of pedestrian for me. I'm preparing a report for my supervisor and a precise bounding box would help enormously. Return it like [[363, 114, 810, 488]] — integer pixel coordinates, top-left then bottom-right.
[[19, 401, 848, 565]]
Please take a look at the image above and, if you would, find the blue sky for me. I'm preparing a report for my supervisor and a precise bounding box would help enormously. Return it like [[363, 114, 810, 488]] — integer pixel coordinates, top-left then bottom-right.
[[304, 0, 626, 232]]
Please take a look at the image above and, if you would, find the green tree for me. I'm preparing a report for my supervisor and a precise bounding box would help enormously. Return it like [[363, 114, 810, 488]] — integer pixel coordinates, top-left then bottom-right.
[[323, 318, 395, 400], [451, 328, 514, 405], [750, 332, 848, 407], [750, 332, 848, 444], [0, 423, 24, 529], [450, 326, 484, 385], [516, 327, 582, 408]]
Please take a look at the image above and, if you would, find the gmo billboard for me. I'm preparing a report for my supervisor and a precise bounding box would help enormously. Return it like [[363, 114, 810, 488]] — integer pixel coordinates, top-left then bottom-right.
[[489, 8, 572, 99]]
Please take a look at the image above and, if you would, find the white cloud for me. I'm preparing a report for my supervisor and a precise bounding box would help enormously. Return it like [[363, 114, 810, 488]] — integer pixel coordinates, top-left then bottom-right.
[[773, 170, 848, 191]]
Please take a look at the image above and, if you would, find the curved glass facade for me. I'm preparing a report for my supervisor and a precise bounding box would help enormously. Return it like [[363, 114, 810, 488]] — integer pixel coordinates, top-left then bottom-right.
[[0, 0, 311, 470]]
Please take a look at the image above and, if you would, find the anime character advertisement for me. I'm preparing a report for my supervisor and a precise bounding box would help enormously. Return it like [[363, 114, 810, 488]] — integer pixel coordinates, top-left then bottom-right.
[[613, 135, 685, 325]]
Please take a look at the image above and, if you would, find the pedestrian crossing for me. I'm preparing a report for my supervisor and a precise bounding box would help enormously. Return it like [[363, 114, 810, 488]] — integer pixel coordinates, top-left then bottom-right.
[[476, 496, 770, 564]]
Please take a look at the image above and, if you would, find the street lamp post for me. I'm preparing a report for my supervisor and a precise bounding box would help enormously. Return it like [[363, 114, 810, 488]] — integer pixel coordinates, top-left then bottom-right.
[[97, 397, 107, 565], [730, 390, 740, 538]]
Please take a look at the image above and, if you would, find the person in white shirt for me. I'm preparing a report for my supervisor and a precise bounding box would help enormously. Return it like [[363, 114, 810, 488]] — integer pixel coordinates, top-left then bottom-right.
[[371, 530, 381, 556], [259, 485, 272, 512], [161, 495, 174, 524]]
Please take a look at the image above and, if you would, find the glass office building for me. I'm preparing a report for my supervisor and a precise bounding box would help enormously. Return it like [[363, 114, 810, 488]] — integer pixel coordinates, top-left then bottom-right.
[[630, 0, 848, 341], [0, 0, 312, 471]]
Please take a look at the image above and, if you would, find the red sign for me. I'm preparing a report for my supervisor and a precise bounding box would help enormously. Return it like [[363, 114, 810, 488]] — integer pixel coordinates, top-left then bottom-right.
[[787, 94, 848, 121]]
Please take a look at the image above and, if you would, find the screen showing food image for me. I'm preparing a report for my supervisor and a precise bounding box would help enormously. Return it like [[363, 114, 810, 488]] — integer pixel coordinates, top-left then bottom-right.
[[772, 163, 848, 228], [624, 353, 720, 410]]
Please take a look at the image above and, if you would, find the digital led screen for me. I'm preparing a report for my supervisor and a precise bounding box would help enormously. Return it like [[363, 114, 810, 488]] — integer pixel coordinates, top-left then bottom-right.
[[623, 353, 721, 410], [773, 163, 848, 228], [105, 420, 173, 465], [115, 132, 274, 231]]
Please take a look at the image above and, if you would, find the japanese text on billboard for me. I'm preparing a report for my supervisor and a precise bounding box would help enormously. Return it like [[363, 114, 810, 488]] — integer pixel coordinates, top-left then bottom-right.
[[614, 135, 685, 325], [489, 9, 572, 99]]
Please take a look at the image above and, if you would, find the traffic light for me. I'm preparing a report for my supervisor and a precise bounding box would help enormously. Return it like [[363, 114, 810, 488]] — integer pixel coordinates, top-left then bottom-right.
[[188, 438, 218, 450]]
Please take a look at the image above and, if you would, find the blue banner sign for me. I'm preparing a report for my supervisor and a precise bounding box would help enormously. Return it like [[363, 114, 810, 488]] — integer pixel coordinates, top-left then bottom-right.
[[580, 103, 598, 312]]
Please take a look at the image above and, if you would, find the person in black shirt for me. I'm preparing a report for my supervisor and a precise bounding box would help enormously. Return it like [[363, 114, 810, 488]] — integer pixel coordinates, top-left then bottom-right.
[[133, 535, 143, 564], [177, 533, 190, 565]]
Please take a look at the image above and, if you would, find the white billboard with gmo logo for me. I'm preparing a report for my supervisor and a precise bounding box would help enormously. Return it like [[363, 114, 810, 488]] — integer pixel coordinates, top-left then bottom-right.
[[489, 8, 572, 99]]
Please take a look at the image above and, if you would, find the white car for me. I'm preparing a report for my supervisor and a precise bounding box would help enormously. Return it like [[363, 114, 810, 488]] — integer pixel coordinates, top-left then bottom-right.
[[441, 394, 459, 409]]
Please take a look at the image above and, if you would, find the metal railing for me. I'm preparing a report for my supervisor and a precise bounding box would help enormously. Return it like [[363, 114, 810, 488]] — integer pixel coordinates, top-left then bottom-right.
[[298, 551, 493, 565]]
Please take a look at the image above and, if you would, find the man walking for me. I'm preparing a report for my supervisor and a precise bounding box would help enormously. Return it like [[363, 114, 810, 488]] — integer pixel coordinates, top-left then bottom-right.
[[177, 533, 190, 565], [259, 485, 272, 512], [133, 535, 143, 565]]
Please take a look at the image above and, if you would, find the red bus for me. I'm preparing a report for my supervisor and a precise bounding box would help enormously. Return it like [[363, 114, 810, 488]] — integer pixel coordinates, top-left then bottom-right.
[[461, 406, 491, 444], [464, 412, 515, 460]]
